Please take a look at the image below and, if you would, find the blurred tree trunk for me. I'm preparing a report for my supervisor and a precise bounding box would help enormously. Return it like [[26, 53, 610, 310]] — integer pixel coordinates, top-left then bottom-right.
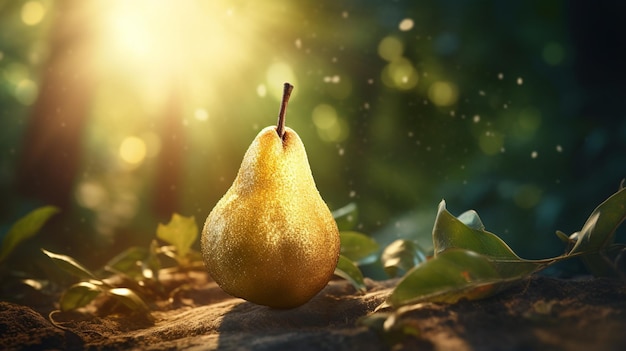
[[16, 0, 97, 209], [152, 87, 184, 219]]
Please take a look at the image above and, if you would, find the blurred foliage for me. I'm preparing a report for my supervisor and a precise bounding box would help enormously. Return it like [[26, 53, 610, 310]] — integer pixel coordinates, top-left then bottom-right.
[[0, 0, 624, 273], [0, 205, 58, 262]]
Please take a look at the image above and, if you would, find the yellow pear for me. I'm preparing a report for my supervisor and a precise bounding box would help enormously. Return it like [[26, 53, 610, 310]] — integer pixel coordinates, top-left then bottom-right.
[[201, 83, 340, 308]]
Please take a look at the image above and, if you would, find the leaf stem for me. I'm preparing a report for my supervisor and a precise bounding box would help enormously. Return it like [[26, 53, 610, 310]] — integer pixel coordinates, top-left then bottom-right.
[[276, 82, 294, 139]]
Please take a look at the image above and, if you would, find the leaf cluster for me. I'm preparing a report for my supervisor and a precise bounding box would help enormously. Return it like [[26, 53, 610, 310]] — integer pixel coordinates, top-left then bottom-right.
[[2, 185, 624, 337], [332, 204, 379, 293], [331, 203, 429, 293], [38, 213, 203, 322], [355, 185, 626, 343]]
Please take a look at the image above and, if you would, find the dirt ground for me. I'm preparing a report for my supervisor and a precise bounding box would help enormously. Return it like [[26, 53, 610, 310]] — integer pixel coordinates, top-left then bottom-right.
[[1, 272, 626, 351]]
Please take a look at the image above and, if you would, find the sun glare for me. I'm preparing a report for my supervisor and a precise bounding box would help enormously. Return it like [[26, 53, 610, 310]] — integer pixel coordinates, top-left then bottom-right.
[[91, 0, 285, 108]]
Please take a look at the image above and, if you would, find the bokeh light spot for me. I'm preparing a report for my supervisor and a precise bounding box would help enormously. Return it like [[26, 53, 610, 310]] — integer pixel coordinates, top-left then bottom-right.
[[266, 62, 297, 100], [398, 18, 414, 31], [381, 58, 418, 90], [542, 42, 564, 66], [378, 36, 404, 62], [323, 75, 341, 84], [514, 184, 543, 209], [21, 1, 46, 26], [76, 181, 107, 209], [119, 136, 147, 165], [15, 79, 38, 105], [256, 84, 267, 97], [194, 108, 209, 121], [312, 104, 349, 142], [479, 132, 504, 155], [428, 81, 458, 106], [4, 63, 29, 84], [519, 108, 542, 131], [312, 104, 338, 129]]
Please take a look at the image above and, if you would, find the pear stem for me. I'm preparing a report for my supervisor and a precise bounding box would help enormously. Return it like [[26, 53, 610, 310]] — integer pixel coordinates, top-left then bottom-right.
[[276, 83, 294, 139]]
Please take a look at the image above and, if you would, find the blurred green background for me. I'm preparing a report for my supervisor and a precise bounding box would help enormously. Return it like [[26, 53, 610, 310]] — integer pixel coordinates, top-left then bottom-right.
[[1, 0, 624, 273]]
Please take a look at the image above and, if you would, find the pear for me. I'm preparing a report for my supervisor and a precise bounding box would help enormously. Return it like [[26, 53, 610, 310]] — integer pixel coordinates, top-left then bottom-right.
[[201, 83, 340, 308]]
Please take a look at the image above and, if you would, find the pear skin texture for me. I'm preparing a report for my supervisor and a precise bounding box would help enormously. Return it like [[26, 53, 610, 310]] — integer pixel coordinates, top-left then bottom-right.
[[201, 126, 340, 309]]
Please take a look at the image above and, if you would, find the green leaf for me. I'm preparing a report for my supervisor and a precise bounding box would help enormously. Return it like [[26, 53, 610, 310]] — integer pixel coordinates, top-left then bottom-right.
[[358, 312, 391, 332], [566, 188, 626, 276], [332, 203, 359, 231], [334, 254, 367, 293], [555, 230, 571, 244], [340, 231, 379, 263], [385, 192, 626, 308], [156, 214, 198, 258], [105, 246, 153, 280], [579, 252, 613, 277], [575, 241, 626, 277], [432, 200, 545, 277], [434, 201, 519, 259], [381, 239, 427, 277], [41, 249, 99, 281], [457, 210, 485, 231], [388, 249, 501, 308], [570, 187, 626, 255], [108, 288, 151, 314], [146, 239, 162, 278], [0, 206, 60, 263], [60, 281, 104, 311]]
